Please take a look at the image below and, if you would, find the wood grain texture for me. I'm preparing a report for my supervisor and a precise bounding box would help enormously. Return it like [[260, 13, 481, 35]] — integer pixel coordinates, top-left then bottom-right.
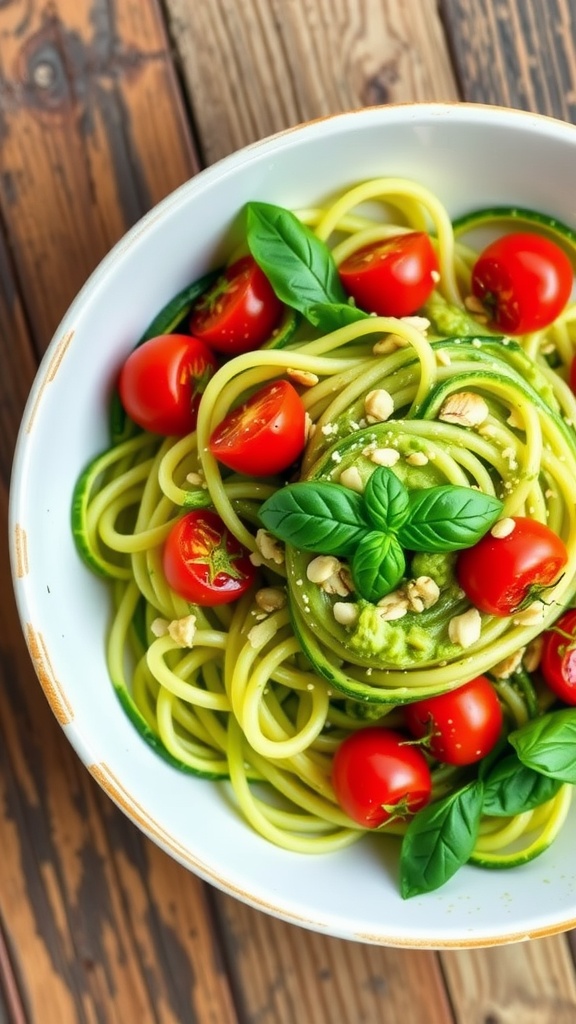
[[439, 0, 576, 121], [165, 0, 460, 164], [214, 892, 454, 1024], [442, 937, 576, 1022], [0, 0, 199, 355], [0, 1, 238, 1022]]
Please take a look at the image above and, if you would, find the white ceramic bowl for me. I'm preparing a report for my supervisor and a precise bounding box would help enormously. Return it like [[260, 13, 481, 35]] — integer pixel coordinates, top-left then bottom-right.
[[10, 103, 576, 948]]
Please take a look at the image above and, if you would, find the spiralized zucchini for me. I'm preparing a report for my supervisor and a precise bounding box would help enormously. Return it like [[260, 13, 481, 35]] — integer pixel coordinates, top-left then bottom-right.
[[74, 177, 576, 871]]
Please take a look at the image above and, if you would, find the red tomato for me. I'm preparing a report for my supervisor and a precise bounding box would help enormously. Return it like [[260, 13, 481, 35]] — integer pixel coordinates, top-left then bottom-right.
[[208, 380, 307, 476], [338, 232, 439, 318], [189, 256, 284, 355], [456, 517, 568, 617], [540, 609, 576, 705], [163, 509, 256, 606], [118, 334, 217, 436], [404, 676, 503, 766], [471, 232, 573, 335], [331, 727, 432, 828]]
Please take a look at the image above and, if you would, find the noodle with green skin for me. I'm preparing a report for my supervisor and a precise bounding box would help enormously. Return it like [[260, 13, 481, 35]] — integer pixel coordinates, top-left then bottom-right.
[[75, 178, 576, 880]]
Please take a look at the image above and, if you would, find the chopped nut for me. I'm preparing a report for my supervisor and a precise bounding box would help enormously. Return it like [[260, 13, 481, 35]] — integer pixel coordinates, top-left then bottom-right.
[[406, 451, 429, 467], [464, 294, 486, 315], [307, 555, 342, 585], [523, 636, 544, 672], [377, 591, 410, 621], [490, 517, 516, 539], [512, 600, 546, 626], [372, 316, 430, 355], [438, 391, 489, 428], [168, 614, 197, 648], [339, 465, 364, 492], [406, 576, 440, 611], [186, 471, 205, 487], [365, 446, 400, 467], [364, 388, 394, 423], [305, 412, 315, 440], [333, 602, 359, 626], [287, 367, 319, 387], [150, 617, 169, 638], [491, 649, 524, 678], [448, 607, 482, 647], [255, 587, 287, 613], [248, 618, 278, 649], [250, 529, 285, 566], [507, 407, 524, 430]]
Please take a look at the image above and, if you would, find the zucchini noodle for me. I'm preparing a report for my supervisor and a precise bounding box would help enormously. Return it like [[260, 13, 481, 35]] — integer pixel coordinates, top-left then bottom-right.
[[74, 177, 576, 883]]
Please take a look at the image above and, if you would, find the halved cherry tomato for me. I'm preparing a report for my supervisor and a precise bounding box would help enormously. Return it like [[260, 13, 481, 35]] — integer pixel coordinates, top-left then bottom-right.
[[456, 517, 568, 616], [404, 676, 503, 766], [208, 380, 307, 476], [189, 255, 284, 355], [471, 232, 573, 335], [163, 509, 256, 606], [540, 609, 576, 705], [338, 232, 439, 318], [331, 727, 432, 828], [118, 333, 217, 436]]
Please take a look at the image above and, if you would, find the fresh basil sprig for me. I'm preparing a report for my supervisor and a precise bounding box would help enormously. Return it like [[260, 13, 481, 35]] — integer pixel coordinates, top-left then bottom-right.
[[259, 466, 503, 602], [246, 202, 368, 332], [400, 781, 485, 899]]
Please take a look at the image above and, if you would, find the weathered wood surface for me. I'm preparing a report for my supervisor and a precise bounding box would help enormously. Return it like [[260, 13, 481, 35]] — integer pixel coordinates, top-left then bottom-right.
[[1, 0, 576, 1021]]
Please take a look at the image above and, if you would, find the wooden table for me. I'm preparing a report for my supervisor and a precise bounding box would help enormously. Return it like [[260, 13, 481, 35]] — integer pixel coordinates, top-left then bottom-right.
[[2, 1, 576, 1020]]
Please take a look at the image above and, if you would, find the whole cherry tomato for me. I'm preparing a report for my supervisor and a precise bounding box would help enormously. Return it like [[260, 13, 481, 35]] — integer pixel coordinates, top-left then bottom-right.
[[404, 676, 503, 766], [540, 609, 576, 705], [189, 255, 284, 355], [163, 509, 256, 606], [331, 727, 432, 828], [338, 232, 439, 318], [471, 232, 573, 335], [118, 333, 217, 436], [208, 379, 307, 476], [456, 517, 568, 616]]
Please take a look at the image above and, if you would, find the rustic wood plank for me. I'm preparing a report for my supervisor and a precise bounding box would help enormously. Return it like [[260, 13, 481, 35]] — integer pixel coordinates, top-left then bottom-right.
[[0, 1, 239, 1021], [214, 892, 454, 1024], [0, 0, 199, 355], [442, 937, 576, 1023], [165, 0, 460, 164], [439, 0, 576, 121]]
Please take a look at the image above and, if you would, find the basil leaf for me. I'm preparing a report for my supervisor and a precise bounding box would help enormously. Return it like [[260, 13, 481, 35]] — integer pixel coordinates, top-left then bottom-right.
[[259, 482, 370, 555], [508, 708, 576, 784], [363, 466, 410, 532], [482, 753, 563, 816], [306, 301, 368, 332], [351, 531, 405, 602], [400, 781, 484, 899], [398, 486, 503, 552], [246, 202, 354, 323]]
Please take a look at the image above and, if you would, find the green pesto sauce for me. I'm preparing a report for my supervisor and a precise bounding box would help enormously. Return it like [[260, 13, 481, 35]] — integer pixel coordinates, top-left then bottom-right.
[[345, 550, 466, 666]]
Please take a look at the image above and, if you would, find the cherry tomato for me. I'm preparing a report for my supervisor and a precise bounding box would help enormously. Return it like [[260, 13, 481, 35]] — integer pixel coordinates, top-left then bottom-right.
[[456, 517, 568, 617], [404, 676, 503, 766], [163, 509, 256, 606], [189, 256, 284, 355], [118, 333, 217, 436], [338, 232, 439, 318], [208, 380, 307, 476], [471, 232, 573, 335], [331, 727, 432, 828], [540, 609, 576, 705]]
